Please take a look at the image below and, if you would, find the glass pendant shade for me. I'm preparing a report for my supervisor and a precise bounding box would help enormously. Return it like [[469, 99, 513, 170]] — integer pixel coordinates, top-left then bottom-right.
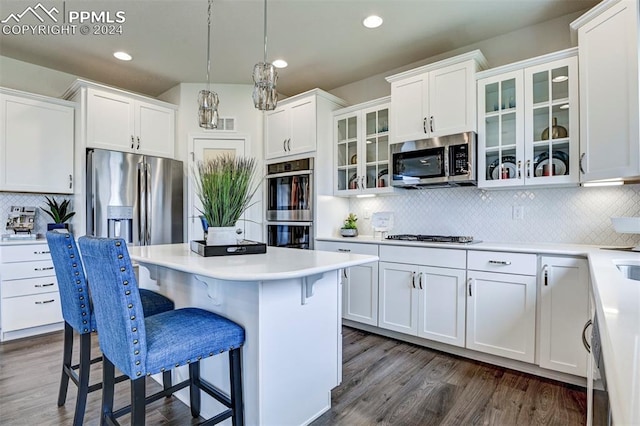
[[198, 89, 219, 129], [252, 62, 278, 111]]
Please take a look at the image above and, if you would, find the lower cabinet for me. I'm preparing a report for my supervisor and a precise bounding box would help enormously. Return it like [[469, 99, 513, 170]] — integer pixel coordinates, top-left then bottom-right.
[[378, 245, 467, 348], [538, 256, 590, 377], [0, 243, 63, 341], [315, 241, 379, 326], [466, 251, 537, 363]]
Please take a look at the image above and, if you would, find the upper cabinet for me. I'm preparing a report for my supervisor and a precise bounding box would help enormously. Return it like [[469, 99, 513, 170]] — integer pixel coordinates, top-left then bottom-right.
[[571, 0, 640, 182], [386, 50, 488, 143], [65, 80, 176, 159], [265, 89, 347, 160], [333, 97, 392, 196], [0, 88, 75, 194], [476, 50, 579, 189]]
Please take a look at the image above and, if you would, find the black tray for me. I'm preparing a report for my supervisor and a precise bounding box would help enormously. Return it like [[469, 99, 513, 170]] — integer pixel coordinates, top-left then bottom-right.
[[190, 239, 267, 257]]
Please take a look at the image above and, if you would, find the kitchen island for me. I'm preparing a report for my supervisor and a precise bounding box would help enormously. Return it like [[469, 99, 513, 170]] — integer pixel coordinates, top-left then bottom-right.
[[129, 243, 378, 426]]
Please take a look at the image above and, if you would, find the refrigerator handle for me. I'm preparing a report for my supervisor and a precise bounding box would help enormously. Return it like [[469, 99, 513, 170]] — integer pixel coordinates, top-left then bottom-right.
[[87, 150, 96, 236], [137, 162, 146, 246], [145, 162, 152, 245]]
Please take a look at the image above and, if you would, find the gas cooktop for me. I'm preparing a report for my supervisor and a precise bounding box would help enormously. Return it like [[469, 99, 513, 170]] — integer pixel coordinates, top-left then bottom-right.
[[386, 234, 477, 244]]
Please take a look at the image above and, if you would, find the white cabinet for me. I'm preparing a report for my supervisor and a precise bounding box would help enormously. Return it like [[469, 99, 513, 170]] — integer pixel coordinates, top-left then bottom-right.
[[65, 80, 176, 159], [466, 251, 537, 363], [266, 89, 347, 161], [0, 242, 63, 341], [477, 50, 579, 188], [571, 0, 640, 182], [538, 256, 590, 377], [333, 98, 392, 195], [315, 241, 379, 326], [0, 88, 74, 194], [386, 50, 487, 143], [378, 245, 467, 347]]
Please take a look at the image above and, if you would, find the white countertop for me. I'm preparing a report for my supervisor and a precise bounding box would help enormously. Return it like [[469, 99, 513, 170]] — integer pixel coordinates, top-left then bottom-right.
[[318, 235, 640, 425], [129, 243, 378, 282]]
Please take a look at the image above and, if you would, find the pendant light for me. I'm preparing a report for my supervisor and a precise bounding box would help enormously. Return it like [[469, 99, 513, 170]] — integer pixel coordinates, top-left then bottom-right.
[[198, 0, 219, 129], [252, 0, 278, 111]]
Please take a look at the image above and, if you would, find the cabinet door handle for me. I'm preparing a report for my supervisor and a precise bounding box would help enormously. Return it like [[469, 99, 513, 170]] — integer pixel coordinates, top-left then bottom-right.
[[488, 260, 511, 265], [337, 248, 351, 252], [343, 268, 348, 279], [582, 319, 593, 353], [69, 174, 73, 189], [283, 139, 287, 152], [131, 135, 135, 149], [136, 136, 140, 150], [360, 176, 365, 190], [517, 160, 522, 179], [287, 138, 291, 152], [579, 153, 586, 174], [526, 159, 531, 178], [35, 283, 55, 288], [35, 299, 55, 304], [430, 115, 434, 133], [543, 264, 549, 286], [33, 250, 50, 255], [411, 272, 416, 289], [418, 272, 423, 290], [34, 266, 54, 271], [423, 117, 428, 134], [468, 278, 472, 296]]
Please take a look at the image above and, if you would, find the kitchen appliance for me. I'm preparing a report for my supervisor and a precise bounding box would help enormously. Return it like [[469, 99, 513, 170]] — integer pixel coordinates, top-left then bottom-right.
[[386, 234, 477, 244], [266, 158, 314, 249], [86, 148, 183, 245], [589, 315, 612, 426], [390, 131, 476, 188]]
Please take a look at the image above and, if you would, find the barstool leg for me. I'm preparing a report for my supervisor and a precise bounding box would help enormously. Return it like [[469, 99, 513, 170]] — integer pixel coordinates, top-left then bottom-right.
[[131, 377, 146, 426], [57, 322, 74, 407], [162, 370, 172, 397], [229, 348, 244, 426], [72, 332, 92, 426], [188, 362, 201, 418], [101, 356, 115, 426]]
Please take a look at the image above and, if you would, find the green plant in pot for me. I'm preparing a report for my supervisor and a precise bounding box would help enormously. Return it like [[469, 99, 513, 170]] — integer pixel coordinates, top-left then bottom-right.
[[193, 154, 260, 245], [42, 196, 75, 231], [340, 213, 358, 237]]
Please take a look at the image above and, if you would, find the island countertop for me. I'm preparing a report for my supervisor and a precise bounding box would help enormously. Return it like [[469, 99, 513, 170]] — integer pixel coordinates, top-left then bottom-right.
[[129, 243, 378, 282]]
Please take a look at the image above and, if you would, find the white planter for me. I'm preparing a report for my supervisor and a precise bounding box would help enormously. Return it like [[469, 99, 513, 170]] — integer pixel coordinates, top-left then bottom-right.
[[206, 226, 238, 246]]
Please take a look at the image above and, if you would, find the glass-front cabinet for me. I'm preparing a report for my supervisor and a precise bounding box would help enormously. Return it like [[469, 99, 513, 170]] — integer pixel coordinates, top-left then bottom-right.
[[477, 51, 578, 188], [334, 98, 392, 196]]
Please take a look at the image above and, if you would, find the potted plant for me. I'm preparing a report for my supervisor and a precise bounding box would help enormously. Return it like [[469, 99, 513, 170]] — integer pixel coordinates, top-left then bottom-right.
[[41, 196, 75, 231], [340, 213, 358, 237], [193, 154, 260, 245]]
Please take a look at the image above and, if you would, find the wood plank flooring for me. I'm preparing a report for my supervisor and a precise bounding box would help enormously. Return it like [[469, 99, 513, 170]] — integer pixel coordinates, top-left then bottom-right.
[[0, 326, 586, 425]]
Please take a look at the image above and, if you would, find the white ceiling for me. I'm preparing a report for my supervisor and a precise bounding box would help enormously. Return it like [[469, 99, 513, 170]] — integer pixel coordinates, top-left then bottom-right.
[[0, 0, 599, 97]]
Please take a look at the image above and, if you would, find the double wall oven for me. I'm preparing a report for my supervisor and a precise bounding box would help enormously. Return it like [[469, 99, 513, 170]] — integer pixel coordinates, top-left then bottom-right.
[[265, 158, 314, 249]]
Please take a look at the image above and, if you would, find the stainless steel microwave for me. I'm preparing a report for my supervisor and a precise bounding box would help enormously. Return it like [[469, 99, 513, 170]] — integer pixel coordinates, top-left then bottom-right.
[[390, 132, 477, 188]]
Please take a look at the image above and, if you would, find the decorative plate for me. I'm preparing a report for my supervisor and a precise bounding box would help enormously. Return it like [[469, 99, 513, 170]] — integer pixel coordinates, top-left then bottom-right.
[[348, 173, 358, 190], [378, 169, 389, 187], [488, 156, 517, 180], [533, 151, 569, 177]]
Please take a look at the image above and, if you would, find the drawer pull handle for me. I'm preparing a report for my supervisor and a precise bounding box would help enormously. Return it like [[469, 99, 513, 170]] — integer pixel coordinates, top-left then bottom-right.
[[34, 266, 54, 271], [337, 248, 351, 252], [35, 283, 55, 288], [35, 299, 55, 304], [488, 260, 511, 265], [33, 251, 50, 255]]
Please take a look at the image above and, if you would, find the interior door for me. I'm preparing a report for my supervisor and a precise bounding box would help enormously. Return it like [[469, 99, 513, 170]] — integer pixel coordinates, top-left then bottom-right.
[[188, 135, 246, 242]]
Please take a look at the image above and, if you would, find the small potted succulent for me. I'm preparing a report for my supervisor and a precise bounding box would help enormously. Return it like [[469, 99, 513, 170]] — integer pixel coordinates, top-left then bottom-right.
[[41, 196, 75, 231], [340, 213, 358, 237]]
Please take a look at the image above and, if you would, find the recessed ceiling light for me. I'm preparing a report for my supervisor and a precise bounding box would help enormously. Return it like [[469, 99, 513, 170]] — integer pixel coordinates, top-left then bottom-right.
[[552, 75, 568, 83], [113, 51, 132, 61], [272, 59, 288, 68], [363, 15, 383, 29]]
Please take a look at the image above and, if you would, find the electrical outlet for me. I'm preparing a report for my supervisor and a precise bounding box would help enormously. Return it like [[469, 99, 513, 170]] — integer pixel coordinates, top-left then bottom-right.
[[363, 208, 371, 219], [512, 205, 524, 220]]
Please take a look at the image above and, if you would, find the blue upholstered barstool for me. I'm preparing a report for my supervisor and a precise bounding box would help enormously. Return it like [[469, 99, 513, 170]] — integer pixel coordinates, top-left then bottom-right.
[[46, 231, 175, 426], [78, 236, 245, 426]]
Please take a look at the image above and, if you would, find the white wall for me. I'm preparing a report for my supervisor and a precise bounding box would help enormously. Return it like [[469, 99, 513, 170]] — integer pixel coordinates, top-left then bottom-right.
[[0, 56, 77, 98]]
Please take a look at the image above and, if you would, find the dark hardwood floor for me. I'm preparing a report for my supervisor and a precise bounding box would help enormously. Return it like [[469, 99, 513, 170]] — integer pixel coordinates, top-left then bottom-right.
[[0, 326, 586, 425]]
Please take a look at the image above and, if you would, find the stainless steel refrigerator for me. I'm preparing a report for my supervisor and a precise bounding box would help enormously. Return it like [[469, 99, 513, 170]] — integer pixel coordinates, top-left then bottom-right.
[[86, 148, 183, 245]]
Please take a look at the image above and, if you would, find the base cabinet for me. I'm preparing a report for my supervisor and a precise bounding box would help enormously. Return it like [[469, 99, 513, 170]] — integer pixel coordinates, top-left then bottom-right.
[[538, 256, 590, 377], [466, 251, 537, 363]]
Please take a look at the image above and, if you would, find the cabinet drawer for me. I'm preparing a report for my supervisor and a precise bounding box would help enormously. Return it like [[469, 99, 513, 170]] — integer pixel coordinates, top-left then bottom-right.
[[315, 241, 378, 256], [0, 260, 55, 281], [2, 276, 59, 298], [379, 245, 466, 269], [0, 244, 52, 263], [467, 251, 536, 275], [1, 291, 63, 332]]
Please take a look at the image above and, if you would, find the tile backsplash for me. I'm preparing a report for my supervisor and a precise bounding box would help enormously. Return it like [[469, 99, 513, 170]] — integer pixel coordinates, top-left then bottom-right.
[[0, 193, 76, 236], [350, 184, 640, 247]]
